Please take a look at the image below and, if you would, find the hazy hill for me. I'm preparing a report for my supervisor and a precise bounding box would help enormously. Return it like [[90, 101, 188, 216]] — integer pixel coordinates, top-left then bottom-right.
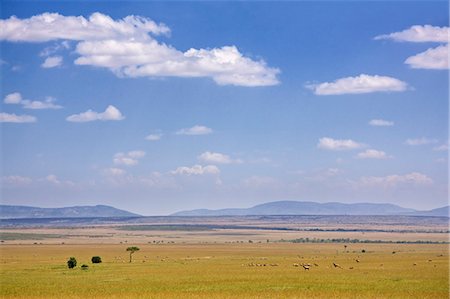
[[410, 206, 449, 217], [171, 200, 421, 216], [0, 205, 140, 219]]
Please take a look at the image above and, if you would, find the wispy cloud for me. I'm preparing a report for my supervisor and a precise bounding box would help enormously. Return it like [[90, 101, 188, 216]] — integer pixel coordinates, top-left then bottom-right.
[[356, 149, 391, 159], [41, 56, 63, 68], [145, 133, 162, 141], [3, 92, 62, 109], [357, 172, 433, 188], [66, 105, 124, 122], [0, 112, 37, 123], [0, 13, 280, 86], [307, 74, 408, 95], [198, 151, 242, 164], [176, 125, 212, 136], [369, 119, 394, 126], [113, 150, 146, 166], [170, 164, 220, 175], [318, 137, 365, 151], [405, 137, 438, 146]]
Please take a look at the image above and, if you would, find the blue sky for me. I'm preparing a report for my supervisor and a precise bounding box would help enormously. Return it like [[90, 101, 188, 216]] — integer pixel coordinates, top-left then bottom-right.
[[1, 1, 448, 215]]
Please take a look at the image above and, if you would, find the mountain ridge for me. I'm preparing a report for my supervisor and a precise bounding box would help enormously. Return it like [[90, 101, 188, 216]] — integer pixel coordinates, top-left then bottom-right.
[[171, 200, 449, 217], [0, 204, 140, 219]]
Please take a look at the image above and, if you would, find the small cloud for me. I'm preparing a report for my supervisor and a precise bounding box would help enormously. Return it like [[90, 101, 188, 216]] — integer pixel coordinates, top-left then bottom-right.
[[405, 44, 449, 70], [103, 167, 126, 176], [356, 149, 392, 159], [198, 151, 242, 164], [374, 25, 449, 43], [3, 92, 22, 104], [66, 105, 124, 122], [145, 133, 162, 141], [113, 150, 145, 166], [3, 92, 62, 109], [307, 74, 408, 95], [318, 137, 365, 151], [170, 164, 220, 175], [405, 138, 438, 146], [45, 174, 60, 184], [369, 119, 394, 126], [176, 125, 212, 135], [41, 56, 63, 68], [433, 143, 448, 152], [358, 172, 433, 187], [0, 112, 37, 123]]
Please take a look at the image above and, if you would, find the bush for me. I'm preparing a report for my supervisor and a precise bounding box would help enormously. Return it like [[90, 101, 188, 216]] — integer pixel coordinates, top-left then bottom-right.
[[81, 264, 89, 270], [91, 256, 102, 263], [67, 257, 77, 269]]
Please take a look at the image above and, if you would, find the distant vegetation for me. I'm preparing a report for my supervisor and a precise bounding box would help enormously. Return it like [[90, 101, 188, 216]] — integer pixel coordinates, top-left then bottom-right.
[[282, 238, 449, 244]]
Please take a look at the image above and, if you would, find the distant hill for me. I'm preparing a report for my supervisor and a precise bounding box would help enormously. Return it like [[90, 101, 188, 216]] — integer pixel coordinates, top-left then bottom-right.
[[0, 205, 140, 219], [172, 200, 424, 216], [409, 206, 449, 217]]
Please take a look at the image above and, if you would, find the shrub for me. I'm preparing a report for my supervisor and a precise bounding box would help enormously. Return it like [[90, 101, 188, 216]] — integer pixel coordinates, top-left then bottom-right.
[[91, 256, 102, 263], [67, 257, 77, 269], [361, 249, 366, 253], [81, 264, 89, 270]]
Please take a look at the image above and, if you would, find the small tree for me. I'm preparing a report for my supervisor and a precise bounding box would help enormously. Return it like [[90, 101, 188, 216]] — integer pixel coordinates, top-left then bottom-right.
[[126, 246, 140, 263], [67, 257, 77, 269], [91, 256, 102, 263]]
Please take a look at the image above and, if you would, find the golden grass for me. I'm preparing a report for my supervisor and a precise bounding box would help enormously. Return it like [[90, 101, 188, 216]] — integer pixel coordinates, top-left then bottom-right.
[[1, 243, 448, 298]]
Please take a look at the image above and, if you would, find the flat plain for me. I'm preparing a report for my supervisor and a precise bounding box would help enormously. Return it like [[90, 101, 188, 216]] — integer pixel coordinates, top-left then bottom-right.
[[0, 215, 449, 298]]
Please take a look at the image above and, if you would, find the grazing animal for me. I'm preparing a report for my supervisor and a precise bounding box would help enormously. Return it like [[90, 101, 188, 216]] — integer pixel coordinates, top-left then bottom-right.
[[333, 263, 342, 269], [302, 265, 310, 270], [355, 259, 360, 263], [293, 263, 299, 267]]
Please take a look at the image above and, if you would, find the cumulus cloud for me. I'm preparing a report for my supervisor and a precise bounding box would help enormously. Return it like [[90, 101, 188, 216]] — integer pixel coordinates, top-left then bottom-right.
[[170, 164, 220, 175], [145, 133, 162, 141], [41, 56, 63, 68], [176, 125, 212, 135], [318, 137, 365, 151], [66, 105, 124, 122], [358, 172, 433, 187], [307, 74, 408, 95], [0, 112, 37, 123], [198, 151, 242, 164], [0, 13, 279, 86], [405, 44, 449, 70], [356, 149, 391, 159], [113, 150, 145, 166], [369, 119, 394, 126], [3, 92, 62, 109], [375, 25, 449, 70], [374, 25, 449, 43], [405, 137, 438, 146]]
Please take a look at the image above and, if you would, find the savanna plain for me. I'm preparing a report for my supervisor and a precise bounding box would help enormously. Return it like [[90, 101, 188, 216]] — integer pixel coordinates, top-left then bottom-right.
[[1, 215, 449, 298]]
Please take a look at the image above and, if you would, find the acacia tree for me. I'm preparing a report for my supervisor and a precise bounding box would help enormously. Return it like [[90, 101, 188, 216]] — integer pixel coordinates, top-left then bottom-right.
[[126, 246, 140, 263]]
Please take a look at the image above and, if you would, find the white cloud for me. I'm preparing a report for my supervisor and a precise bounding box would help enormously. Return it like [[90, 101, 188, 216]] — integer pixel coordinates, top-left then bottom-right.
[[318, 137, 365, 151], [405, 44, 449, 70], [145, 133, 162, 141], [0, 12, 170, 42], [369, 119, 394, 126], [103, 167, 126, 176], [66, 105, 124, 122], [358, 172, 433, 187], [1, 175, 33, 185], [198, 151, 242, 164], [0, 112, 37, 123], [307, 74, 408, 95], [0, 13, 279, 87], [405, 138, 438, 146], [113, 150, 145, 166], [374, 25, 449, 43], [41, 56, 62, 68], [45, 174, 60, 184], [356, 149, 391, 159], [170, 164, 220, 176], [433, 143, 448, 152], [3, 92, 22, 104], [3, 92, 62, 109], [176, 125, 212, 135]]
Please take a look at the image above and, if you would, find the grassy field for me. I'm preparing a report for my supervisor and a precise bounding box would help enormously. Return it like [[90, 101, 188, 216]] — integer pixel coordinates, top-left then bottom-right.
[[1, 243, 448, 298]]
